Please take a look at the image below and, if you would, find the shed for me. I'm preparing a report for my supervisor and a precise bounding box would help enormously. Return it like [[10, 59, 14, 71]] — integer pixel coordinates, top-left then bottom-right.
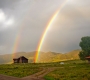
[[86, 56, 90, 63], [60, 62, 64, 65], [13, 56, 28, 63]]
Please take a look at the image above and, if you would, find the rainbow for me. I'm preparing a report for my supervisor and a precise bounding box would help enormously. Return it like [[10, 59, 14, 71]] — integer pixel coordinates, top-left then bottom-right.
[[12, 34, 20, 58], [12, 28, 23, 58], [12, 2, 36, 58], [35, 0, 68, 63]]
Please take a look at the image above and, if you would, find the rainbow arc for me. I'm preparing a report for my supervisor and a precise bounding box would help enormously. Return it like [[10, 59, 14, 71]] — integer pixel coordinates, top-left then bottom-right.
[[35, 0, 68, 63], [12, 0, 69, 62]]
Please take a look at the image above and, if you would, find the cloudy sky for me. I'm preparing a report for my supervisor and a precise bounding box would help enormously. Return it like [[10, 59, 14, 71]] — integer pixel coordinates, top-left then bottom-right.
[[0, 0, 90, 54]]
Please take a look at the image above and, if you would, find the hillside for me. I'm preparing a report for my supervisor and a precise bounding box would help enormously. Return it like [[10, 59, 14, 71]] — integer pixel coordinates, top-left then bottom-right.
[[38, 50, 80, 63], [0, 50, 81, 64]]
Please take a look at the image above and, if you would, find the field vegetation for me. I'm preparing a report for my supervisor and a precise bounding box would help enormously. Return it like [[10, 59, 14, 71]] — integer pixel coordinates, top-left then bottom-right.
[[0, 60, 89, 80], [0, 63, 42, 78], [44, 60, 90, 80]]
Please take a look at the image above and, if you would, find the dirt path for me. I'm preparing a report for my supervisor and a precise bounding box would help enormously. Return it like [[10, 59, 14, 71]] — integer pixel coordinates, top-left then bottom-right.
[[0, 67, 56, 80], [0, 74, 21, 80], [22, 67, 56, 80]]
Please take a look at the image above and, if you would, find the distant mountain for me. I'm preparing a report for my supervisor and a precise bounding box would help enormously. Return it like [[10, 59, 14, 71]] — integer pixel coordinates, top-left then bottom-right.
[[0, 50, 81, 64], [38, 50, 80, 63]]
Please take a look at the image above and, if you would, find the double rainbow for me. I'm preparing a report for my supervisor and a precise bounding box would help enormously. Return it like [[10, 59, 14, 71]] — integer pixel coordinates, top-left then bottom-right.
[[12, 0, 68, 62]]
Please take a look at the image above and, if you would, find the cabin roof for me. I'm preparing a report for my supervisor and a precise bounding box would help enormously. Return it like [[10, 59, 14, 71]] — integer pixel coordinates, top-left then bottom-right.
[[13, 56, 28, 60], [86, 56, 90, 58]]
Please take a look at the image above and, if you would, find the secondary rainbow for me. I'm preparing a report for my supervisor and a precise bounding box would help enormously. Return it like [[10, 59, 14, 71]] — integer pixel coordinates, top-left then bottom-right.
[[12, 2, 36, 58], [35, 0, 68, 63], [12, 28, 23, 58]]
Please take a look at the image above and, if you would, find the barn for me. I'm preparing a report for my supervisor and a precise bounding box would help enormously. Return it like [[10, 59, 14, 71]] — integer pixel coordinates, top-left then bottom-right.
[[13, 56, 28, 63], [86, 56, 90, 63]]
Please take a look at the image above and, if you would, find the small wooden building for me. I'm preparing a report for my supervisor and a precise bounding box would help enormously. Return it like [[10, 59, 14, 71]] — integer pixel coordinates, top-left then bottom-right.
[[13, 56, 28, 63], [86, 56, 90, 63]]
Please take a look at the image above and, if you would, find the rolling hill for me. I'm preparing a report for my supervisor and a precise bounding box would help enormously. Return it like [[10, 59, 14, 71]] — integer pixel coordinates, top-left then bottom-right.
[[38, 50, 80, 63], [0, 50, 80, 64]]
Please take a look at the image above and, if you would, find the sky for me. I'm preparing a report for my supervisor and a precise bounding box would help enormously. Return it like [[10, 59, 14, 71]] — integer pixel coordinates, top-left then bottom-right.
[[0, 0, 90, 54]]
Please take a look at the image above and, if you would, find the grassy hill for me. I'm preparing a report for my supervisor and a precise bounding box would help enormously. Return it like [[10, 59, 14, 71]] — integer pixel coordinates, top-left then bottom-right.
[[38, 50, 80, 63], [0, 50, 81, 64]]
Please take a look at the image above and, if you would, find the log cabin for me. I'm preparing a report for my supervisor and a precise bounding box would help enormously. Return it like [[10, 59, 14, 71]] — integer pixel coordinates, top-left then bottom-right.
[[13, 56, 28, 63]]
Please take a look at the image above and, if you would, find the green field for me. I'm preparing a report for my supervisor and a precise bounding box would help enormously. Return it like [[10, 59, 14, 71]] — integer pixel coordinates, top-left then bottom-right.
[[0, 60, 89, 80], [44, 60, 90, 80], [0, 63, 42, 78]]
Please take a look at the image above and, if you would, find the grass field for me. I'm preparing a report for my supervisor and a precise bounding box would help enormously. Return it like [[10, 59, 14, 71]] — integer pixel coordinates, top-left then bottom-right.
[[0, 63, 42, 78], [0, 60, 89, 80], [44, 60, 90, 80]]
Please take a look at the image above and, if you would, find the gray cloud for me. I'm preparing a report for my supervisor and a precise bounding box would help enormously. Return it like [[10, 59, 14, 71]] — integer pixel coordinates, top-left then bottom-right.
[[0, 0, 90, 54]]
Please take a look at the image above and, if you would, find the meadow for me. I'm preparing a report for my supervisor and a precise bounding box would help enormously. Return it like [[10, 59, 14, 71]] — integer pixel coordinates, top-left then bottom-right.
[[44, 60, 90, 80], [0, 60, 90, 80], [0, 63, 42, 78]]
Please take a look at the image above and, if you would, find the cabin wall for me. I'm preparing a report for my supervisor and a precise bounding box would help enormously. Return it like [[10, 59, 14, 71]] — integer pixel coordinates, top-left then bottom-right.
[[87, 58, 90, 63], [18, 58, 28, 63]]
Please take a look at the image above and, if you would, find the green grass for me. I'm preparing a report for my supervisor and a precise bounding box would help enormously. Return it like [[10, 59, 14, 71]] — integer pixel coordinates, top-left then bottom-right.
[[0, 59, 89, 79], [0, 63, 42, 78], [44, 60, 90, 80]]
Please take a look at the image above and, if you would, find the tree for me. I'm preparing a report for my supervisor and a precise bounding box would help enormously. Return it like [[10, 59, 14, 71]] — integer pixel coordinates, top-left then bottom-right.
[[79, 36, 90, 60]]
